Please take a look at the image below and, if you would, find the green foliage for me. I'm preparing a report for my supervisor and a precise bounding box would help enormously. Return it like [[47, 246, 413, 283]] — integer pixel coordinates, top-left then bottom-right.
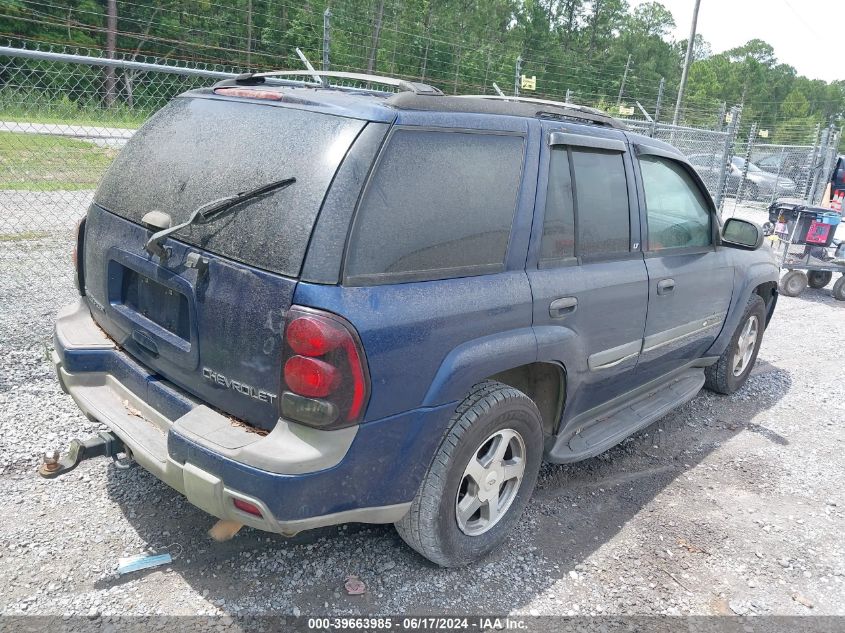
[[0, 0, 841, 141]]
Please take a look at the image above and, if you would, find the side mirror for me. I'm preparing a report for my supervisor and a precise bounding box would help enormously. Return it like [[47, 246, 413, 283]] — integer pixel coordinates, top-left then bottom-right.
[[721, 218, 763, 250]]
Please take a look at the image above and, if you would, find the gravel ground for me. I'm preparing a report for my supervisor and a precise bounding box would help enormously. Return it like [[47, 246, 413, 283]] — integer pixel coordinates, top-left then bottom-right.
[[1, 199, 844, 619]]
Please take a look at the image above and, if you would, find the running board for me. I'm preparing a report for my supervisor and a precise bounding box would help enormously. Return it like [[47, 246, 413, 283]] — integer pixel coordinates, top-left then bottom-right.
[[546, 368, 705, 463]]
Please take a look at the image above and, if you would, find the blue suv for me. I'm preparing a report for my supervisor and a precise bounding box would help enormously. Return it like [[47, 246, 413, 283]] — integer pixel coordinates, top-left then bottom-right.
[[50, 72, 779, 566]]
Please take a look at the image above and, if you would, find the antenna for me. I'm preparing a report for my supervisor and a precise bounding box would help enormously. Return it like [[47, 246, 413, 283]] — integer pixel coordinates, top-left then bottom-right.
[[295, 48, 325, 86]]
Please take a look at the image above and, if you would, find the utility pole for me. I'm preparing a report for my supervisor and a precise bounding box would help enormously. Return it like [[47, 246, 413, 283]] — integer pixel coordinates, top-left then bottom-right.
[[103, 0, 117, 107], [514, 56, 522, 97], [672, 0, 702, 126], [617, 54, 632, 106]]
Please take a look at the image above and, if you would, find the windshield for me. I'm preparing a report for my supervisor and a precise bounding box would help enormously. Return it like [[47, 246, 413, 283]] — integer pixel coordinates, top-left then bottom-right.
[[95, 96, 365, 277]]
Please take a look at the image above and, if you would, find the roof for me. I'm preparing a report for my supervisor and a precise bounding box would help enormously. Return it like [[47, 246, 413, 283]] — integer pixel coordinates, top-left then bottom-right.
[[210, 74, 624, 129], [387, 93, 624, 129]]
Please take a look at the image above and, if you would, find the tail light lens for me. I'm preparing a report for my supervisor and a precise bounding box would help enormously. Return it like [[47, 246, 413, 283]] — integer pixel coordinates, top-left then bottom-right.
[[213, 87, 283, 101], [72, 217, 86, 295], [280, 307, 370, 429]]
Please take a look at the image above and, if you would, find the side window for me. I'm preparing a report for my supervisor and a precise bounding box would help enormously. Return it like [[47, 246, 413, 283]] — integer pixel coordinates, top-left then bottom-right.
[[540, 148, 575, 261], [639, 155, 712, 250], [570, 148, 630, 256], [345, 129, 524, 283]]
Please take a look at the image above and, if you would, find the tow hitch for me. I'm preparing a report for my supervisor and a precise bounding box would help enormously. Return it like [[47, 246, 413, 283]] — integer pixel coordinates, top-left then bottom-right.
[[38, 431, 127, 479]]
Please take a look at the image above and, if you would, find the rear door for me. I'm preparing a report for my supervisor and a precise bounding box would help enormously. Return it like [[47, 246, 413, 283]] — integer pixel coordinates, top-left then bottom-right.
[[632, 144, 734, 382], [83, 95, 375, 430], [528, 124, 649, 422]]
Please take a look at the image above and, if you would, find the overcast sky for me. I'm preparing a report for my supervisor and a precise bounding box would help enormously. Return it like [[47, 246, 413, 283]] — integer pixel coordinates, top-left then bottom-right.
[[629, 0, 839, 83]]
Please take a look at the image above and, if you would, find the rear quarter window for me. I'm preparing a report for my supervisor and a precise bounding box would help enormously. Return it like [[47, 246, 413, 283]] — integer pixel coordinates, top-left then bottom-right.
[[344, 128, 525, 284]]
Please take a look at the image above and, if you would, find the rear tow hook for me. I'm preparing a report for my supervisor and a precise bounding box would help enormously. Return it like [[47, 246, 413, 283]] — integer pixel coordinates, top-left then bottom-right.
[[38, 431, 127, 479]]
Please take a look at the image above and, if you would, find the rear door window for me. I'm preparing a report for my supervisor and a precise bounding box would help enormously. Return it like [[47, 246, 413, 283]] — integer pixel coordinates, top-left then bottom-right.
[[344, 128, 525, 284], [570, 148, 630, 257]]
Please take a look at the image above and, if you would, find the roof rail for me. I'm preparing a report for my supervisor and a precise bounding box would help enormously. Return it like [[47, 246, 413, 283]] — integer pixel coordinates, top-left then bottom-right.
[[456, 94, 604, 116], [456, 94, 623, 128], [232, 70, 443, 96]]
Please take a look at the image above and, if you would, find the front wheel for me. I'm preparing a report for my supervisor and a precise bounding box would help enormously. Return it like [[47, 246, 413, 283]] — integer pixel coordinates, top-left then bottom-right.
[[395, 381, 543, 567], [705, 295, 766, 395]]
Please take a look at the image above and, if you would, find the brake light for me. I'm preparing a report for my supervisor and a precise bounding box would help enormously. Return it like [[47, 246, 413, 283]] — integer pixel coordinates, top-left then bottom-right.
[[283, 356, 339, 398], [72, 217, 86, 295], [280, 307, 370, 428], [213, 87, 283, 101]]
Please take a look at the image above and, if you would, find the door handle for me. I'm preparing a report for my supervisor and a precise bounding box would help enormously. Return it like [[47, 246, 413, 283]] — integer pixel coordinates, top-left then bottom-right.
[[657, 278, 675, 295], [549, 296, 578, 318]]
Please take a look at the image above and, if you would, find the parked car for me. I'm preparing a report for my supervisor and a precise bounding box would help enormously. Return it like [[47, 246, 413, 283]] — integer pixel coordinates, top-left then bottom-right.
[[687, 153, 797, 201], [754, 149, 814, 184], [49, 75, 779, 567]]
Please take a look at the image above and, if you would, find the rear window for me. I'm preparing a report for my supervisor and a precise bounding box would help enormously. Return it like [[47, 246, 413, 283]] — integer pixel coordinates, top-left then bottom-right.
[[344, 128, 524, 284], [95, 96, 365, 277]]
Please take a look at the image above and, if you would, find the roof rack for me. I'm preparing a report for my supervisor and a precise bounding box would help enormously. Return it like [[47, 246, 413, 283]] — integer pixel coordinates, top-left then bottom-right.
[[454, 94, 622, 128], [232, 70, 443, 96]]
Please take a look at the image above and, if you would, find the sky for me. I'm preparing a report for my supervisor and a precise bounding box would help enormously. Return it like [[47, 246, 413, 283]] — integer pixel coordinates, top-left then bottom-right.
[[629, 0, 839, 83]]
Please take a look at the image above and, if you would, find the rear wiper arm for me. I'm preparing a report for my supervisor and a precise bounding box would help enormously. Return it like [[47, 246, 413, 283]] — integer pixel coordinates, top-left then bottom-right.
[[144, 177, 296, 259]]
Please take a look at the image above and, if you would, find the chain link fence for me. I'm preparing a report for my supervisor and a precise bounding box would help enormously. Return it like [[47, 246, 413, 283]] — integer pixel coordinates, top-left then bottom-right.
[[0, 46, 841, 335]]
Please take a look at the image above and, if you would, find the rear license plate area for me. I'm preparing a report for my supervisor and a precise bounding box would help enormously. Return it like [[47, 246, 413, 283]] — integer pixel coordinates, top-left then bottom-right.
[[120, 267, 190, 340]]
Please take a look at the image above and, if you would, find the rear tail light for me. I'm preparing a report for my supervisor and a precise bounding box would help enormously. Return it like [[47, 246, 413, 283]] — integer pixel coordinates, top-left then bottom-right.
[[72, 217, 86, 295], [280, 307, 370, 429]]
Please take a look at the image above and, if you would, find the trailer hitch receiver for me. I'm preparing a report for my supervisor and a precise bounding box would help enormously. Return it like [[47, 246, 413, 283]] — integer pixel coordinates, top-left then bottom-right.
[[38, 431, 126, 479]]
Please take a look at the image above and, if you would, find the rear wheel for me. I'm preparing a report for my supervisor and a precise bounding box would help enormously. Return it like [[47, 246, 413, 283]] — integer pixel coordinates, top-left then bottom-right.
[[808, 270, 833, 289], [705, 295, 766, 395], [779, 270, 807, 297], [395, 381, 543, 567], [832, 276, 845, 301]]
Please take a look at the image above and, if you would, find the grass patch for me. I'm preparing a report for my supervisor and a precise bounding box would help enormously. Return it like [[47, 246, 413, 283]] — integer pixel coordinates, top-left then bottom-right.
[[0, 131, 117, 190], [0, 112, 144, 129], [0, 230, 51, 242]]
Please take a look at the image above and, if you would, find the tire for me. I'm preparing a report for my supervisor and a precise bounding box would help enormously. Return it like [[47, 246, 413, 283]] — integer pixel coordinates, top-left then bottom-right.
[[395, 381, 543, 567], [808, 270, 833, 289], [832, 276, 845, 301], [778, 270, 807, 297], [704, 294, 766, 395]]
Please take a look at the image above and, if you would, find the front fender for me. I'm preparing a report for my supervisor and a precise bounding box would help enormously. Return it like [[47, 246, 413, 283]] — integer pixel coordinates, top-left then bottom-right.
[[707, 254, 779, 357]]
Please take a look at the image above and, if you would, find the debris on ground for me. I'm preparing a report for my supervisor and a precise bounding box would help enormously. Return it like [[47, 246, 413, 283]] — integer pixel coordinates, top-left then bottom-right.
[[344, 575, 366, 595]]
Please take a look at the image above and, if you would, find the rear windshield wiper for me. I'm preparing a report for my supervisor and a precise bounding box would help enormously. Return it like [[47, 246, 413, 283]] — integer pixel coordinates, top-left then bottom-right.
[[144, 177, 296, 259]]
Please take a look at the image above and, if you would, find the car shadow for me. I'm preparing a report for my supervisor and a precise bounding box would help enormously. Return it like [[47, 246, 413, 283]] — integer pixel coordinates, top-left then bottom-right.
[[97, 360, 792, 615]]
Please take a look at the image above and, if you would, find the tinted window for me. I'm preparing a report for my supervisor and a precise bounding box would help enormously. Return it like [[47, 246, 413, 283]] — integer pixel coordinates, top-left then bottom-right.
[[571, 148, 630, 256], [639, 155, 712, 250], [95, 97, 364, 277], [541, 148, 575, 261], [345, 129, 524, 282]]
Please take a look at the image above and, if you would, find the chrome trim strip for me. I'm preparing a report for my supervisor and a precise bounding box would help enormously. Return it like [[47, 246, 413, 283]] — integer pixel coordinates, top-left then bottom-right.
[[642, 312, 726, 353], [588, 339, 641, 371]]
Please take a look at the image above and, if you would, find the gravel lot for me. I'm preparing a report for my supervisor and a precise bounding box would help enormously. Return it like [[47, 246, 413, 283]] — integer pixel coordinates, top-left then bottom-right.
[[1, 197, 844, 619]]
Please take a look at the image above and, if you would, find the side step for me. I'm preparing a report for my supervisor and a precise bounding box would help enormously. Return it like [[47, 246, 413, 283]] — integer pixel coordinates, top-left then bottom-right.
[[547, 368, 705, 463]]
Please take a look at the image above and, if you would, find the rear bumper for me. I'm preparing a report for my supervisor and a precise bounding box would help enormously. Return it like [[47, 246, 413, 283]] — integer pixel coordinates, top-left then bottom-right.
[[53, 300, 455, 534]]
